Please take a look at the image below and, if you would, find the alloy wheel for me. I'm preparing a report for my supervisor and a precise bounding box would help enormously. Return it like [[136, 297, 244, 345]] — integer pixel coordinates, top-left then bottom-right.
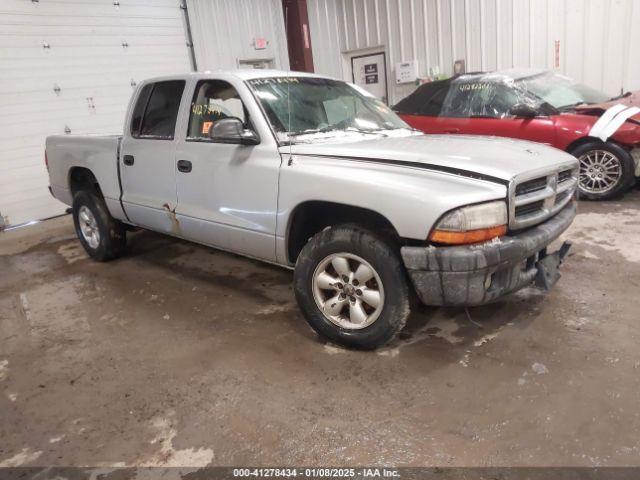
[[312, 252, 385, 330], [578, 149, 622, 194], [78, 205, 100, 249]]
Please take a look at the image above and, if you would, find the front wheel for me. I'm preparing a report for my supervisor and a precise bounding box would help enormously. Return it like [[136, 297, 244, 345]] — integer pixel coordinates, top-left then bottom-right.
[[294, 225, 410, 349], [571, 141, 635, 200]]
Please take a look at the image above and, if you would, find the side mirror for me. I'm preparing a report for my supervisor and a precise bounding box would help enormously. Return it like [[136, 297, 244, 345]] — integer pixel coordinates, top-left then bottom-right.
[[208, 117, 260, 145], [509, 103, 538, 119]]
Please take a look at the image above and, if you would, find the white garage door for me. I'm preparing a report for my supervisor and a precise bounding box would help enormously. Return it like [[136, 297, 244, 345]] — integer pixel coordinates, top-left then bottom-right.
[[0, 0, 191, 228]]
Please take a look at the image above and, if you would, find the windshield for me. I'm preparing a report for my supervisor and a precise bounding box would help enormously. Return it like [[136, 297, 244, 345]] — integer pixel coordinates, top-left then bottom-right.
[[247, 77, 411, 144], [516, 72, 610, 110]]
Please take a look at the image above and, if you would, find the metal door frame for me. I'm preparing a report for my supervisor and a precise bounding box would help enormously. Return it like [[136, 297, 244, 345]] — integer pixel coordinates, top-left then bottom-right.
[[349, 50, 389, 104]]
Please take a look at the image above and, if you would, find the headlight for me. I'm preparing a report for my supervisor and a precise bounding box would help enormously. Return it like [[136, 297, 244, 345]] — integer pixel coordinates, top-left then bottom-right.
[[429, 201, 508, 245]]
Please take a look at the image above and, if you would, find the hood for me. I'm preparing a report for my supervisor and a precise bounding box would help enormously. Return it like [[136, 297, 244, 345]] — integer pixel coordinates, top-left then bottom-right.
[[283, 134, 577, 183], [575, 91, 640, 124]]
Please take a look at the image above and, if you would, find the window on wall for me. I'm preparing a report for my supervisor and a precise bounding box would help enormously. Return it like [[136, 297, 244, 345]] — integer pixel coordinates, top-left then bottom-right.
[[187, 80, 246, 140], [131, 80, 185, 139]]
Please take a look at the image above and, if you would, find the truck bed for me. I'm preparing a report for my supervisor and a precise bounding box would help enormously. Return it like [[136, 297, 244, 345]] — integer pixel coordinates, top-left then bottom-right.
[[46, 134, 126, 222]]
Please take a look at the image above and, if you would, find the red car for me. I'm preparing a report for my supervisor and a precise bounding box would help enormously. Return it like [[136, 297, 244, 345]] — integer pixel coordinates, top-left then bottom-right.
[[395, 69, 640, 200]]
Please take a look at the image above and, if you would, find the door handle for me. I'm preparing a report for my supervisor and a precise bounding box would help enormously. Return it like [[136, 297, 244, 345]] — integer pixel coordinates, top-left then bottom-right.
[[177, 160, 192, 173], [444, 128, 460, 134], [123, 154, 135, 166]]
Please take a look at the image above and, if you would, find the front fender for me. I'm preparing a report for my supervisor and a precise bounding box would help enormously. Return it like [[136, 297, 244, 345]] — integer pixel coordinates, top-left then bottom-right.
[[276, 154, 507, 241]]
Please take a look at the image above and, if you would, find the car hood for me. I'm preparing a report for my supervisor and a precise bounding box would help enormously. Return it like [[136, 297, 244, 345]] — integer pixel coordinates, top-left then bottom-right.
[[283, 134, 577, 183], [575, 91, 640, 123]]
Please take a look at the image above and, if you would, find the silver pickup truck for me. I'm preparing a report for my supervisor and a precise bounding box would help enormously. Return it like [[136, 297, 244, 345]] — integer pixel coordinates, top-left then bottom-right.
[[46, 70, 578, 349]]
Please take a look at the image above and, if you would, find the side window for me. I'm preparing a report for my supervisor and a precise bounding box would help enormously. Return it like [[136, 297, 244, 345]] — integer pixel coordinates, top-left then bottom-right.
[[130, 84, 153, 135], [421, 87, 448, 116], [131, 80, 185, 139], [393, 80, 450, 117], [187, 80, 246, 139]]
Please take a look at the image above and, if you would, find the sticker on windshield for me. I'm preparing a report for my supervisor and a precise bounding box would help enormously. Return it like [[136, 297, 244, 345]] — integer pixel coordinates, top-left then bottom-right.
[[192, 104, 226, 116], [248, 77, 300, 86], [458, 83, 490, 91], [202, 121, 212, 134]]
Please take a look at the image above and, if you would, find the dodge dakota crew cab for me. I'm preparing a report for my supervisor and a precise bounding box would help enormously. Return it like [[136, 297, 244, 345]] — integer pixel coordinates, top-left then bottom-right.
[[46, 70, 578, 349]]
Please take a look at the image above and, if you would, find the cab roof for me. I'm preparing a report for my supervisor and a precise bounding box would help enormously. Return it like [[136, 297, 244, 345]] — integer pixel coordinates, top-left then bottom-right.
[[141, 69, 333, 84], [224, 69, 328, 80]]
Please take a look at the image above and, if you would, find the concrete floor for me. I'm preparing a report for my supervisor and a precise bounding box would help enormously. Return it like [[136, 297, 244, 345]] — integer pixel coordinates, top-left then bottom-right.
[[1, 190, 640, 468]]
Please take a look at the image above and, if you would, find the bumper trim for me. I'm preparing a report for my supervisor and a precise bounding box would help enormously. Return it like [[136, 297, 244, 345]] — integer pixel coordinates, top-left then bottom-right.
[[401, 202, 577, 306]]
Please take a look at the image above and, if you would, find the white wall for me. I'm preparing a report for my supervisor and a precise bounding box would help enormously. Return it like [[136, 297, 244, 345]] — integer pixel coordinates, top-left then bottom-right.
[[187, 0, 289, 71], [0, 0, 191, 227], [308, 0, 640, 105], [0, 0, 290, 227]]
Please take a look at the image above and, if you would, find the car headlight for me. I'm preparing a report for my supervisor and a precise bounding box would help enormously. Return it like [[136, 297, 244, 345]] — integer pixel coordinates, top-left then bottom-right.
[[429, 201, 508, 245]]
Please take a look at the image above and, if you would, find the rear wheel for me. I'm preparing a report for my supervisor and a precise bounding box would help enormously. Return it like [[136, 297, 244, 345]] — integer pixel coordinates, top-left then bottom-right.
[[294, 224, 410, 349], [72, 190, 126, 261], [571, 141, 635, 200]]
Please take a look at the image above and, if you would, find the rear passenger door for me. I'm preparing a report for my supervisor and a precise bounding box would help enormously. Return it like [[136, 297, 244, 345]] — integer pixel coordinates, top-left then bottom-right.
[[120, 80, 186, 233]]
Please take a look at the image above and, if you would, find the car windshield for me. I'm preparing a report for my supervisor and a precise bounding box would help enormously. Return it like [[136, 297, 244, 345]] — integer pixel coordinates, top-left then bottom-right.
[[516, 72, 610, 110], [247, 76, 411, 144]]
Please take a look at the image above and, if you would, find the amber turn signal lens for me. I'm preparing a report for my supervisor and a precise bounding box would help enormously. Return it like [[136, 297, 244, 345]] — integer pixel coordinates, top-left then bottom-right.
[[429, 225, 507, 245]]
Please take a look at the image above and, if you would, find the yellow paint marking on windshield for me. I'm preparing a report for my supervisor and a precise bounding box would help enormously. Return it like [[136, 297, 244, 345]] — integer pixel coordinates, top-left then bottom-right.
[[458, 83, 491, 91], [191, 104, 226, 116]]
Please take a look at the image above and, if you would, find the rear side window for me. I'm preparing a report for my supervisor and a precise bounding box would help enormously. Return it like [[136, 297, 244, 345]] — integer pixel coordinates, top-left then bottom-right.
[[393, 79, 451, 117], [420, 86, 448, 116], [130, 84, 153, 135], [131, 80, 185, 139]]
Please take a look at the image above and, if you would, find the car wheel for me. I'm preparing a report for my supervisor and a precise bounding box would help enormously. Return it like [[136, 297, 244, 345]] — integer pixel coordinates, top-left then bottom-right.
[[294, 224, 410, 349], [570, 141, 635, 200], [72, 190, 126, 261]]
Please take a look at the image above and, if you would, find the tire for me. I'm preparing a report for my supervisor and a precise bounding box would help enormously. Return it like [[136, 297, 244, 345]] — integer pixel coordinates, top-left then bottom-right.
[[72, 190, 126, 261], [570, 141, 635, 200], [294, 224, 411, 350]]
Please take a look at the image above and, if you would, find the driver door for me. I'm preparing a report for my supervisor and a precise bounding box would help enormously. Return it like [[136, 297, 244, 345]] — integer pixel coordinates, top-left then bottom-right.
[[173, 78, 281, 262]]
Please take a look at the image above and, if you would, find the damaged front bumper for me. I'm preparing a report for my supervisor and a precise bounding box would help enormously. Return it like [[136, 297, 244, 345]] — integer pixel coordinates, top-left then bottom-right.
[[401, 202, 577, 306]]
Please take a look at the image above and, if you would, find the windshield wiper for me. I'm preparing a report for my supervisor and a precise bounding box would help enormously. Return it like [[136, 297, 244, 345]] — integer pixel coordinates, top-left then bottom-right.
[[288, 126, 389, 139], [288, 123, 348, 138], [558, 101, 587, 111], [609, 91, 631, 101], [348, 127, 391, 136]]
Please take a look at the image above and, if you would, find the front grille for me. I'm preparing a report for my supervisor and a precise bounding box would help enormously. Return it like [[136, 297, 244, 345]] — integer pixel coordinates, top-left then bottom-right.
[[510, 166, 578, 230], [515, 176, 547, 195], [555, 190, 570, 205], [558, 169, 573, 183], [515, 200, 544, 217]]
